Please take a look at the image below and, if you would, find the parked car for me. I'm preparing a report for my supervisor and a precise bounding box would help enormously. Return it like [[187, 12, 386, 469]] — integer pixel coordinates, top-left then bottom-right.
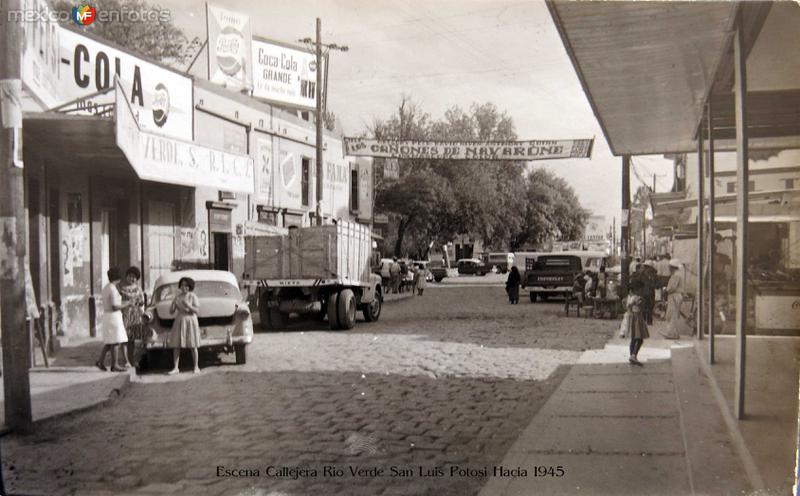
[[142, 270, 253, 365], [429, 260, 448, 283], [487, 252, 515, 273], [413, 261, 434, 282], [457, 258, 489, 276]]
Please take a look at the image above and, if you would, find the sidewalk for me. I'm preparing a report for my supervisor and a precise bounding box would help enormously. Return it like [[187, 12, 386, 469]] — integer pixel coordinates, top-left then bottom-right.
[[479, 322, 787, 496], [0, 339, 134, 431]]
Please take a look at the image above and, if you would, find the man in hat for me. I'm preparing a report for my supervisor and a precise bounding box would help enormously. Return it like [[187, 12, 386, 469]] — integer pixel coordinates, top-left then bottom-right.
[[661, 259, 684, 339]]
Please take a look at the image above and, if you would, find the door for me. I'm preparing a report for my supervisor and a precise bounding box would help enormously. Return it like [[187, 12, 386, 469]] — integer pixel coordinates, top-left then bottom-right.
[[213, 232, 230, 271], [147, 201, 175, 289]]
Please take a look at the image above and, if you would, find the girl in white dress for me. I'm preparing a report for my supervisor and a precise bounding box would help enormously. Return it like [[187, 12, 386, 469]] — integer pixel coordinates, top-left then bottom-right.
[[95, 267, 133, 372]]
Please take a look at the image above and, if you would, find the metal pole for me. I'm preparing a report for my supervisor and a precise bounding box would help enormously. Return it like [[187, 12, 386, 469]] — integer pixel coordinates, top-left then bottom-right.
[[621, 155, 631, 296], [733, 17, 749, 420], [697, 122, 705, 340], [315, 18, 323, 226], [0, 0, 33, 432], [707, 101, 716, 364]]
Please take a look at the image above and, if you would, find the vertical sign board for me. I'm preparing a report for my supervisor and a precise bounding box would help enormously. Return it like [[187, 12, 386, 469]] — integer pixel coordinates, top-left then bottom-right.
[[384, 158, 400, 179], [19, 0, 61, 108], [323, 159, 350, 218], [206, 4, 253, 91], [357, 158, 373, 221], [276, 140, 303, 210], [251, 37, 318, 110], [255, 136, 274, 205]]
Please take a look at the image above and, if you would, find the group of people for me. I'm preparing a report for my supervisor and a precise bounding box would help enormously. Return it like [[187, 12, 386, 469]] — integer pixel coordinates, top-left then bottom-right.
[[95, 266, 203, 375], [385, 257, 428, 296]]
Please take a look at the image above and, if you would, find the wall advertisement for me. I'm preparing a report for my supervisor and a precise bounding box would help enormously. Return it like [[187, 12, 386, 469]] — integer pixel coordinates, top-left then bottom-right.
[[251, 37, 318, 110]]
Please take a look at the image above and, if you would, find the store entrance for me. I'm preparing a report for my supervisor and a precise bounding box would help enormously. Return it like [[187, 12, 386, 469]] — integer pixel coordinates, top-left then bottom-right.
[[213, 232, 231, 271]]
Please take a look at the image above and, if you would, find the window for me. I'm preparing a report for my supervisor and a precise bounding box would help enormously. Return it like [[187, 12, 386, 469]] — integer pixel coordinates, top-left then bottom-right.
[[785, 178, 795, 190], [727, 182, 735, 194], [302, 157, 310, 207], [350, 169, 359, 212]]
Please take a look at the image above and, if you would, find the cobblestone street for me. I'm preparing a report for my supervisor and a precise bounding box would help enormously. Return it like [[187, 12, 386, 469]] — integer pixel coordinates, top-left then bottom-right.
[[3, 286, 616, 496]]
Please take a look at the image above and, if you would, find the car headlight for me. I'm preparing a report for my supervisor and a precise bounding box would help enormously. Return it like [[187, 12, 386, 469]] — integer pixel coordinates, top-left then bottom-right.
[[235, 305, 251, 320]]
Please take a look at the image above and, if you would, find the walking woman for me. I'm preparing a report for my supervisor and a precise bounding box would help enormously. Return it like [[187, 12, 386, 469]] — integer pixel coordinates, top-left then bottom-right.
[[506, 266, 521, 304], [167, 277, 201, 374], [627, 278, 650, 366], [662, 259, 684, 339], [95, 267, 132, 372], [119, 266, 146, 366]]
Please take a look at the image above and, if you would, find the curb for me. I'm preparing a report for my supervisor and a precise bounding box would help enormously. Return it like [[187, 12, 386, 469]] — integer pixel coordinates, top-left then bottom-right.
[[693, 340, 766, 492]]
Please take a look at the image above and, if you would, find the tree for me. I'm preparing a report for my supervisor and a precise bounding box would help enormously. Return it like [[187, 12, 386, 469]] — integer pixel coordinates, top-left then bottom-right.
[[52, 0, 195, 66]]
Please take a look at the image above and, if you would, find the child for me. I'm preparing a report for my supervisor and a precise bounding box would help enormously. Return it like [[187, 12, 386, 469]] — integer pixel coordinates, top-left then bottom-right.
[[167, 277, 201, 374], [626, 279, 650, 366]]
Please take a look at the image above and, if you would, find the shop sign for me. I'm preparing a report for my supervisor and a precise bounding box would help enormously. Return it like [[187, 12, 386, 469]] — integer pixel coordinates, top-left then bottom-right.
[[116, 82, 253, 193], [207, 4, 253, 91], [251, 37, 318, 110], [322, 160, 350, 218], [20, 0, 60, 108], [344, 138, 594, 161], [373, 214, 389, 224]]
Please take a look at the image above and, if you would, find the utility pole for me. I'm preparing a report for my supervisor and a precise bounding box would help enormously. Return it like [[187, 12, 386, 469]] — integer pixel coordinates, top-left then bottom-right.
[[621, 156, 631, 296], [0, 0, 33, 432], [300, 19, 348, 226]]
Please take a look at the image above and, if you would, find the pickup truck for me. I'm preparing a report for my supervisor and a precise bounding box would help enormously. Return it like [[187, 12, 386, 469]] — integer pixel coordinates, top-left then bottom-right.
[[523, 254, 583, 302]]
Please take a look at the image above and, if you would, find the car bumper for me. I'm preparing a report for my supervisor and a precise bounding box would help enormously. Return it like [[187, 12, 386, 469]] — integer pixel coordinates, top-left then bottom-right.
[[527, 286, 572, 293], [145, 325, 253, 350]]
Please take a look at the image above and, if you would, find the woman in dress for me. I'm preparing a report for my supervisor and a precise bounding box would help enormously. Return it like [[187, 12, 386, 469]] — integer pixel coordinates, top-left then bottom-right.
[[627, 278, 650, 366], [95, 267, 132, 372], [168, 277, 201, 374], [118, 266, 145, 367], [505, 266, 521, 304]]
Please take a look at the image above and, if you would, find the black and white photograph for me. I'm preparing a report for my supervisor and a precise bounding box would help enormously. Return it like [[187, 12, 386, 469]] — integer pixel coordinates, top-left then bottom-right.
[[0, 0, 798, 494]]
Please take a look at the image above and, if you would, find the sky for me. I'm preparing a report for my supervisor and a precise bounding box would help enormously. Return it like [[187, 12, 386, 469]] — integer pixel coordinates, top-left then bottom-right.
[[158, 0, 675, 227]]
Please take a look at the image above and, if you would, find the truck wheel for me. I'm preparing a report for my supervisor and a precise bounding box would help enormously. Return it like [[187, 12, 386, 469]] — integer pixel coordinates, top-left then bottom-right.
[[269, 307, 289, 329], [337, 289, 357, 330], [363, 291, 382, 322], [327, 292, 340, 330], [529, 292, 537, 303], [258, 294, 272, 331], [234, 344, 247, 365]]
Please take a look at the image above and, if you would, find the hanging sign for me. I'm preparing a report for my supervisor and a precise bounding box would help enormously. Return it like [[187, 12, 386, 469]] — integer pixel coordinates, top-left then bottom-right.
[[207, 4, 253, 91], [343, 138, 594, 161]]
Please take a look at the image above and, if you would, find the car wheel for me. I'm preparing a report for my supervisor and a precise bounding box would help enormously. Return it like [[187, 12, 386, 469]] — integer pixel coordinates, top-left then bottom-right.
[[234, 344, 247, 365], [327, 292, 340, 330], [258, 294, 272, 331], [363, 291, 382, 322], [337, 289, 357, 330], [269, 307, 289, 329], [529, 292, 537, 303], [434, 277, 443, 283]]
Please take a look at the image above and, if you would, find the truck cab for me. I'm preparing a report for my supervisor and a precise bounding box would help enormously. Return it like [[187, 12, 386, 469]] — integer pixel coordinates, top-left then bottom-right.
[[523, 254, 583, 302]]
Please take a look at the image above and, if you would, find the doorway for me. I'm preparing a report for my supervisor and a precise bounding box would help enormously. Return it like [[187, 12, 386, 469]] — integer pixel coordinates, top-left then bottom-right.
[[147, 200, 176, 287], [213, 232, 231, 271]]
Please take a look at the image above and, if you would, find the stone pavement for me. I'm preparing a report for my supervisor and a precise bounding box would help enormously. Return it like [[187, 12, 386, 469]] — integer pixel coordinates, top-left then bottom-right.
[[479, 327, 777, 496]]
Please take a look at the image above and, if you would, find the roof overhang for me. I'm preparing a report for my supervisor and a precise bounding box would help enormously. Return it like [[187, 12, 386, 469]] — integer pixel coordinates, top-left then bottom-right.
[[547, 1, 800, 155]]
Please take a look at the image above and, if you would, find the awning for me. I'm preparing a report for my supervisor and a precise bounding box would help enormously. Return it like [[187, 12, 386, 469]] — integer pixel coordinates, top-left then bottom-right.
[[547, 1, 800, 155]]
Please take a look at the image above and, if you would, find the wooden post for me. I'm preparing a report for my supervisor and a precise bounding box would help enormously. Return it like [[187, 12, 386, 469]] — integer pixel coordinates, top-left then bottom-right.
[[315, 18, 323, 226], [707, 102, 716, 364], [733, 17, 749, 420], [621, 156, 631, 296], [0, 0, 33, 432], [697, 121, 705, 340]]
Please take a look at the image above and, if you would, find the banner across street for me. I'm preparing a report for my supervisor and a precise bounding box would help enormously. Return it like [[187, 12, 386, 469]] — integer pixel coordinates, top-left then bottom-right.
[[343, 137, 593, 160]]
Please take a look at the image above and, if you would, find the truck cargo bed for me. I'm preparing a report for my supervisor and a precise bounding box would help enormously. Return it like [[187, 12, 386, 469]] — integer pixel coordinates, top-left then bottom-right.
[[244, 222, 372, 286]]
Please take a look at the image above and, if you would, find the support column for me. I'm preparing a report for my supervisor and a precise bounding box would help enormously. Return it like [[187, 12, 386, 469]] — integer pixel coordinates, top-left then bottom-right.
[[733, 17, 749, 420], [697, 124, 705, 340], [707, 102, 716, 364], [621, 156, 631, 296]]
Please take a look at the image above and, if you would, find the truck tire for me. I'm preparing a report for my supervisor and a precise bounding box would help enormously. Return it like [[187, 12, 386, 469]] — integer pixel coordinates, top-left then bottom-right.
[[363, 290, 382, 322], [269, 307, 289, 329], [327, 292, 340, 330], [529, 292, 537, 303], [337, 289, 357, 330], [234, 344, 247, 365]]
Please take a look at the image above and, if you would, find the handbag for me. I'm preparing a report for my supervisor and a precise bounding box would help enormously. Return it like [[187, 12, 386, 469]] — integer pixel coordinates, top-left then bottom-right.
[[618, 311, 630, 338]]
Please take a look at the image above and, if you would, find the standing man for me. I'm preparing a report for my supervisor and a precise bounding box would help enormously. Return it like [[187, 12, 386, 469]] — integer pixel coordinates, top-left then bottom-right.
[[389, 257, 401, 294], [661, 259, 684, 339], [656, 254, 671, 289]]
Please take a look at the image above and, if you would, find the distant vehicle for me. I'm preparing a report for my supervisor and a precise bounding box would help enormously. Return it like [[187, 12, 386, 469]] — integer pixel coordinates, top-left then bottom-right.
[[556, 250, 609, 273], [523, 254, 583, 302], [429, 260, 448, 283], [142, 270, 253, 365], [457, 258, 489, 276], [487, 252, 515, 274], [375, 258, 395, 279]]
